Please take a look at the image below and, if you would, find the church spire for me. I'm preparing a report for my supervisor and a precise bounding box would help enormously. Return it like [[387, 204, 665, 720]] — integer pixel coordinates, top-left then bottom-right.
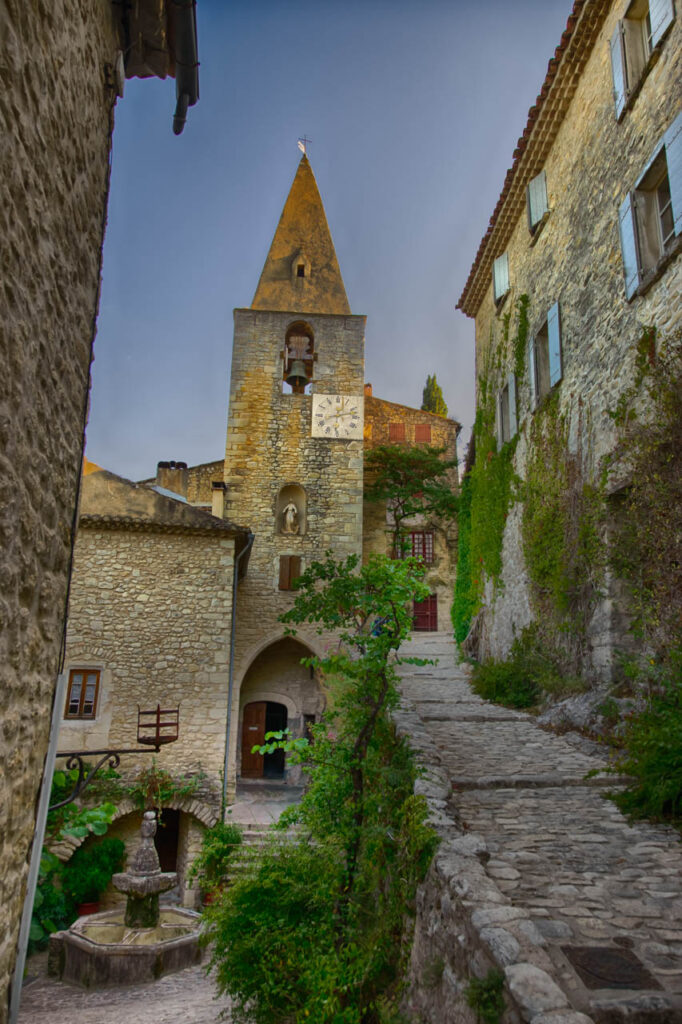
[[251, 155, 351, 315]]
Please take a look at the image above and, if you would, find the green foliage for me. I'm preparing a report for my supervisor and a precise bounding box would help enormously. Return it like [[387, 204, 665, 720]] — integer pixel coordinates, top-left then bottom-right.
[[451, 474, 475, 644], [364, 444, 458, 552], [611, 647, 682, 822], [205, 553, 438, 1023], [29, 852, 75, 954], [62, 837, 125, 904], [470, 624, 584, 708], [124, 759, 204, 814], [46, 766, 118, 843], [421, 373, 448, 417], [513, 293, 530, 384], [465, 969, 506, 1024], [187, 820, 242, 895], [470, 655, 540, 709]]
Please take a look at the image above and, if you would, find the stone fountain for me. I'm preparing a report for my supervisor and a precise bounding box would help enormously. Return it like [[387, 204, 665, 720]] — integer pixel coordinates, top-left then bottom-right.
[[49, 811, 202, 987]]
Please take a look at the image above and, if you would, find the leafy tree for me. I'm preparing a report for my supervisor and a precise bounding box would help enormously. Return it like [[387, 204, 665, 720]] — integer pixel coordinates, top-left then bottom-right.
[[205, 553, 439, 1023], [364, 444, 458, 553], [421, 373, 448, 417]]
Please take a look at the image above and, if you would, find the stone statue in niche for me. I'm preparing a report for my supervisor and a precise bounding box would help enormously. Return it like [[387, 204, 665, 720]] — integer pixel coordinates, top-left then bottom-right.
[[281, 502, 299, 535]]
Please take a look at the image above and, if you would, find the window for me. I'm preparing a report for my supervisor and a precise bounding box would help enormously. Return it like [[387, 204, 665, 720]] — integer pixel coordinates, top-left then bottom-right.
[[497, 373, 518, 446], [388, 422, 406, 442], [526, 170, 549, 233], [528, 302, 562, 410], [396, 531, 435, 563], [493, 252, 510, 303], [278, 555, 302, 591], [619, 111, 682, 298], [297, 264, 305, 278], [65, 669, 100, 719], [414, 423, 431, 443], [610, 0, 675, 118]]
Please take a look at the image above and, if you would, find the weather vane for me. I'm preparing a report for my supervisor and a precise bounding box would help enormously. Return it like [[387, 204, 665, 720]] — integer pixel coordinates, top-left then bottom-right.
[[297, 135, 312, 155]]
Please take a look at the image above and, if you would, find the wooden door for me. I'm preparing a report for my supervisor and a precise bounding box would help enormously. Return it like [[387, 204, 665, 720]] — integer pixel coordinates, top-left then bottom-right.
[[413, 594, 438, 632], [241, 701, 266, 778]]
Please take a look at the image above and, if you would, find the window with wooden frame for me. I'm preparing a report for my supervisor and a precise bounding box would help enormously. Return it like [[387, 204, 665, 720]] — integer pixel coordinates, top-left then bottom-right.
[[492, 252, 510, 303], [396, 531, 434, 564], [64, 669, 100, 719], [278, 555, 302, 591], [619, 110, 682, 297], [610, 0, 675, 119], [528, 302, 562, 410], [388, 421, 406, 442], [414, 423, 431, 443]]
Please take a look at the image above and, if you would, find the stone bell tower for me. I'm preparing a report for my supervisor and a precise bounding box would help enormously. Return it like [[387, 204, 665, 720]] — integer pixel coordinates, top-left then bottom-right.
[[222, 154, 366, 794]]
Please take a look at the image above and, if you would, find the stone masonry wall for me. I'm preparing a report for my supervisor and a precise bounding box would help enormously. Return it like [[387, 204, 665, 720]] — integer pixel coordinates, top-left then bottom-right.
[[471, 2, 682, 676], [223, 308, 365, 797], [0, 2, 120, 1013], [186, 459, 224, 505], [363, 396, 459, 632], [61, 525, 236, 811]]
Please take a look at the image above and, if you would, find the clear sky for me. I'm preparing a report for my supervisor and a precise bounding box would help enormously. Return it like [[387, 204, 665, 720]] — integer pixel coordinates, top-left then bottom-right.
[[86, 0, 573, 480]]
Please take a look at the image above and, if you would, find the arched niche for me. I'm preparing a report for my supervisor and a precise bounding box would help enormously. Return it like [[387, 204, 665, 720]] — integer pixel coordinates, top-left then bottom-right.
[[276, 483, 307, 536], [283, 321, 314, 395]]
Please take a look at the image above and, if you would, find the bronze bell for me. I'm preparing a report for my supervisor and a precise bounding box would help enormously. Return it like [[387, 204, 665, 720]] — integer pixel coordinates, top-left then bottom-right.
[[285, 359, 310, 388]]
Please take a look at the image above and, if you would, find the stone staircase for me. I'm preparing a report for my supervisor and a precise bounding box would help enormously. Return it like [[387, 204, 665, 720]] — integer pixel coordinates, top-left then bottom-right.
[[394, 631, 682, 1024]]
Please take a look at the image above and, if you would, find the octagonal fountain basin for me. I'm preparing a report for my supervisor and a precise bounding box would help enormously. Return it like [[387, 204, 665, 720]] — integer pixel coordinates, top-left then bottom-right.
[[48, 907, 203, 987]]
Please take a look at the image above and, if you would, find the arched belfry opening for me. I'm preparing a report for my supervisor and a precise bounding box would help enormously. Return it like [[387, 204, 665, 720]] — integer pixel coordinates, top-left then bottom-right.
[[237, 637, 324, 785], [283, 321, 314, 395]]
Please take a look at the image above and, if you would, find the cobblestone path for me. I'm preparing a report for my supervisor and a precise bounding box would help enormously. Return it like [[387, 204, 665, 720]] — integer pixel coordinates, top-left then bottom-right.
[[395, 632, 682, 1022], [18, 953, 230, 1024]]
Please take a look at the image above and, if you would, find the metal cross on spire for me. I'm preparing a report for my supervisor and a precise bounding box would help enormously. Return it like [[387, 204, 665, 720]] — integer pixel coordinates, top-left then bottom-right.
[[297, 135, 312, 155]]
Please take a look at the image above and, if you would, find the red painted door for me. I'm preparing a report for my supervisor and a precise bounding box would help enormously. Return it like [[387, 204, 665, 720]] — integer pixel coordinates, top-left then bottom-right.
[[241, 702, 266, 778], [413, 594, 438, 631]]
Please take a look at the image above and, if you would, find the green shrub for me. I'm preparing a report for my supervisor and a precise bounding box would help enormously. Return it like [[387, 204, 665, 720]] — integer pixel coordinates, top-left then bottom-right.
[[465, 969, 506, 1024], [613, 647, 682, 822], [62, 837, 125, 905], [188, 820, 242, 896], [470, 657, 540, 709], [469, 625, 583, 709], [29, 852, 75, 953]]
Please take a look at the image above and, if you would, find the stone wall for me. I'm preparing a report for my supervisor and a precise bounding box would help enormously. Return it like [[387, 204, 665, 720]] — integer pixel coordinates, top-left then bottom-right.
[[0, 2, 121, 1012], [61, 524, 236, 810], [363, 396, 459, 632], [223, 308, 366, 798], [186, 460, 224, 505], [469, 1, 682, 676]]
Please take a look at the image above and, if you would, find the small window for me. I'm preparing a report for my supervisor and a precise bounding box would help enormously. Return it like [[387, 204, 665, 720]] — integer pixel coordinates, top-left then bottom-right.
[[278, 555, 302, 591], [493, 252, 510, 302], [297, 264, 305, 278], [619, 111, 682, 298], [389, 422, 406, 442], [526, 170, 549, 233], [528, 303, 562, 410], [610, 0, 675, 118], [414, 423, 431, 443], [65, 669, 100, 719], [396, 531, 434, 563]]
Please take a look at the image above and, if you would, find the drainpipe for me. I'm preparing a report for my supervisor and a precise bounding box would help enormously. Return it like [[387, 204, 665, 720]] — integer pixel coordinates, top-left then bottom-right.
[[222, 532, 254, 815]]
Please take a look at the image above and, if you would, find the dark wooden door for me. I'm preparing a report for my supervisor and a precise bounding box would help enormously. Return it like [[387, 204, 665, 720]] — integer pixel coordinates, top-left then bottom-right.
[[241, 701, 266, 778], [413, 594, 438, 631]]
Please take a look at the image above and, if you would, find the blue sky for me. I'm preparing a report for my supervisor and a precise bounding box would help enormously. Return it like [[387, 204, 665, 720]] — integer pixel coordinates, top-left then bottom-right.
[[87, 0, 573, 480]]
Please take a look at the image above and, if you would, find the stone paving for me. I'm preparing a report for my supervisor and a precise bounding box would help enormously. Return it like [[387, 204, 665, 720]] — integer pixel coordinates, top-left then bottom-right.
[[395, 632, 682, 1023]]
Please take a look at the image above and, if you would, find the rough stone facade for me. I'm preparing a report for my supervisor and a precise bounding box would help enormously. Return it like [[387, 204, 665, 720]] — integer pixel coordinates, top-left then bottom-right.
[[0, 3, 123, 1015], [363, 393, 460, 632], [458, 0, 682, 677]]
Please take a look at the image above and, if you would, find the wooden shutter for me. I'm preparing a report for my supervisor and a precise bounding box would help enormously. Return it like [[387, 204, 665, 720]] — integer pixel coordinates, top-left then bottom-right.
[[389, 422, 406, 442], [610, 23, 627, 118], [289, 555, 301, 587], [619, 192, 641, 299], [415, 423, 431, 442], [508, 372, 518, 437], [547, 303, 562, 387], [527, 171, 548, 228], [279, 555, 301, 590], [528, 335, 537, 411], [493, 253, 509, 301], [650, 0, 675, 48], [664, 109, 682, 237]]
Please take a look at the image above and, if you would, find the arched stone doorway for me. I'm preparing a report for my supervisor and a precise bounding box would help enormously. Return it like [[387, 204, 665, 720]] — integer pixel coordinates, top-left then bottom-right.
[[237, 637, 324, 785]]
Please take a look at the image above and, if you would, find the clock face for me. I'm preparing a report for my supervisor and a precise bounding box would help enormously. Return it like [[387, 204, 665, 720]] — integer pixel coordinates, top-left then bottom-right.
[[311, 394, 364, 439]]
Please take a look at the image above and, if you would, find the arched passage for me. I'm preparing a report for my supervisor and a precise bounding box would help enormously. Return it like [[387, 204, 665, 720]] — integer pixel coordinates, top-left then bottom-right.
[[237, 636, 324, 785]]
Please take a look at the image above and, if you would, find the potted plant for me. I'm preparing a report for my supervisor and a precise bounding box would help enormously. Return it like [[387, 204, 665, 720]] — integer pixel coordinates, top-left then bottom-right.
[[188, 821, 242, 905], [63, 837, 126, 915]]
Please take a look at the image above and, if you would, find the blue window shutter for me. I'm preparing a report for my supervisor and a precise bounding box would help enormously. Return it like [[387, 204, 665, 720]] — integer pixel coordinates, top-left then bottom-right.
[[650, 0, 675, 48], [664, 109, 682, 237], [528, 335, 537, 411], [508, 372, 518, 437], [619, 192, 640, 298], [548, 303, 562, 387], [493, 253, 509, 301], [527, 170, 548, 227], [610, 23, 627, 118], [496, 392, 502, 448]]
